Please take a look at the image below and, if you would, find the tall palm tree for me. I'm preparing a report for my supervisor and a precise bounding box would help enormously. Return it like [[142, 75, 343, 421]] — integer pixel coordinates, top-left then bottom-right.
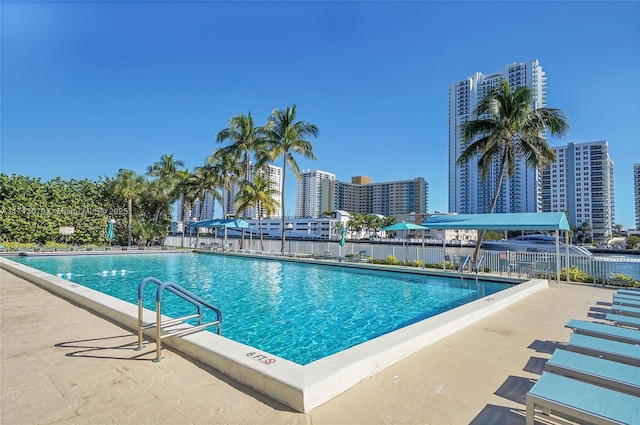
[[235, 173, 280, 251], [264, 104, 319, 252], [147, 154, 185, 180], [216, 112, 269, 248], [111, 169, 145, 246], [174, 170, 199, 248], [457, 79, 570, 263], [146, 154, 185, 224], [192, 161, 222, 247], [208, 148, 242, 220]]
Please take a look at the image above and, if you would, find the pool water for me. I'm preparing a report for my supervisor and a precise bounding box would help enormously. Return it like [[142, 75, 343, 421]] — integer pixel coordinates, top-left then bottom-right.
[[13, 253, 511, 365]]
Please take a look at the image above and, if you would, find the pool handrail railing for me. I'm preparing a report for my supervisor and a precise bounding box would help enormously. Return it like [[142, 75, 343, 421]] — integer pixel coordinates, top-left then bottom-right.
[[136, 276, 222, 362]]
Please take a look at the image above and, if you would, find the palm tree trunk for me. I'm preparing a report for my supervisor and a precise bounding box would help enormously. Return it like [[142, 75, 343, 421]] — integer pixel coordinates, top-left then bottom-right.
[[127, 197, 133, 246], [180, 199, 187, 248], [196, 193, 205, 248], [239, 151, 250, 250], [471, 153, 508, 264], [258, 215, 264, 251], [281, 156, 287, 253]]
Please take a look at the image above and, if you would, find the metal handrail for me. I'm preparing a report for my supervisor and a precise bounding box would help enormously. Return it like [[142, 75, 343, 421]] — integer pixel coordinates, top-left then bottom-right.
[[474, 255, 485, 283], [460, 255, 471, 274], [135, 276, 222, 362], [475, 255, 485, 273]]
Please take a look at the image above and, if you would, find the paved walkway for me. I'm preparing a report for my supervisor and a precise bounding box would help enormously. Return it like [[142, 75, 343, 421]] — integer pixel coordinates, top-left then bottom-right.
[[1, 268, 613, 424]]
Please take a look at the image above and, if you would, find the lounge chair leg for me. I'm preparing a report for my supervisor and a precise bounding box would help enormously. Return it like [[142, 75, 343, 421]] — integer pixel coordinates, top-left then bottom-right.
[[526, 398, 534, 425]]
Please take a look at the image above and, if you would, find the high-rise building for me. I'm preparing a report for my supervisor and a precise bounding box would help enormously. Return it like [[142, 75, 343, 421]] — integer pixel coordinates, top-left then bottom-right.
[[541, 140, 615, 243], [320, 176, 428, 216], [296, 170, 336, 218], [224, 162, 283, 219], [634, 163, 640, 230], [449, 60, 547, 214]]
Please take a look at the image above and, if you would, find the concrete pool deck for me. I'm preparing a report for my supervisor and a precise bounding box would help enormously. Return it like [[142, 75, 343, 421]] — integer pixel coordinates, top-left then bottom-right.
[[1, 267, 614, 424]]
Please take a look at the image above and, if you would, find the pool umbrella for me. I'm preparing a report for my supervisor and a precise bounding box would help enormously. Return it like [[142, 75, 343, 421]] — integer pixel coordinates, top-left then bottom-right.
[[381, 221, 427, 264], [338, 225, 346, 258], [106, 220, 115, 245]]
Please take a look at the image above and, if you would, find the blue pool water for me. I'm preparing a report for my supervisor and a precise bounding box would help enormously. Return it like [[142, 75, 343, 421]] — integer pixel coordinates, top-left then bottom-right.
[[12, 253, 512, 365]]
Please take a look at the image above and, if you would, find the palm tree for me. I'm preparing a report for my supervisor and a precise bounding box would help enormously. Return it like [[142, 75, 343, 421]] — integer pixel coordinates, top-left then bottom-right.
[[579, 220, 592, 245], [111, 169, 146, 246], [146, 154, 185, 224], [235, 173, 280, 251], [174, 170, 199, 248], [216, 112, 270, 249], [192, 161, 222, 248], [208, 148, 242, 220], [457, 79, 569, 263], [147, 154, 185, 180], [264, 104, 319, 252]]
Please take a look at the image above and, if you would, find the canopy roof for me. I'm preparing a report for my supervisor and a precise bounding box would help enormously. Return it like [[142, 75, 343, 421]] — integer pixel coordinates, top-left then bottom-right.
[[421, 212, 570, 231], [187, 218, 250, 229], [381, 221, 428, 231]]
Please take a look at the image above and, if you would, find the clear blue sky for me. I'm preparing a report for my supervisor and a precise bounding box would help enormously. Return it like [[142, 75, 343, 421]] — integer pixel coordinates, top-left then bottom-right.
[[2, 1, 639, 228]]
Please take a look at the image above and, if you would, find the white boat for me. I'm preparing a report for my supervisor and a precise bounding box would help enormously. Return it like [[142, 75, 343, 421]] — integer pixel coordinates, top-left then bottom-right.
[[481, 234, 593, 256]]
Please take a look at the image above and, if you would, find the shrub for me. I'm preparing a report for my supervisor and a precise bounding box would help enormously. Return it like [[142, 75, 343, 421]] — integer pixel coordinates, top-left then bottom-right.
[[386, 255, 400, 265], [608, 273, 640, 288], [559, 266, 598, 283], [411, 259, 424, 268]]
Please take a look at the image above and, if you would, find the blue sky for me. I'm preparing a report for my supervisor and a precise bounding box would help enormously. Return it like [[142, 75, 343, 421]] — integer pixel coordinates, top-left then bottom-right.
[[2, 1, 639, 228]]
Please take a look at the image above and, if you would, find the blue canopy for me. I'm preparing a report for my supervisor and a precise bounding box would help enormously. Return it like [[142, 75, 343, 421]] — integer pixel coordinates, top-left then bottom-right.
[[421, 212, 570, 231], [187, 218, 250, 229]]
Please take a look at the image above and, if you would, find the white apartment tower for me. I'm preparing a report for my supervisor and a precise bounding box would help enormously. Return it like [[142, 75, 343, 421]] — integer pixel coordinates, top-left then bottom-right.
[[634, 163, 640, 230], [541, 141, 615, 243], [449, 60, 547, 214], [296, 170, 336, 218], [223, 162, 283, 219]]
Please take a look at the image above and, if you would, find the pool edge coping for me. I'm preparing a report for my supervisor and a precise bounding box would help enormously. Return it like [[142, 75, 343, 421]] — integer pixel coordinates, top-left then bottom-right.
[[0, 255, 548, 412]]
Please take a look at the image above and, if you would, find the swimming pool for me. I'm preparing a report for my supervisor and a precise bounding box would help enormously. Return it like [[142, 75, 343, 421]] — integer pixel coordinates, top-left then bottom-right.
[[12, 252, 510, 364]]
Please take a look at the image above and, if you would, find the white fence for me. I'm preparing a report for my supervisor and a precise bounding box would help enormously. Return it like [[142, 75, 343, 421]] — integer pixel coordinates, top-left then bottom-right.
[[164, 235, 640, 281]]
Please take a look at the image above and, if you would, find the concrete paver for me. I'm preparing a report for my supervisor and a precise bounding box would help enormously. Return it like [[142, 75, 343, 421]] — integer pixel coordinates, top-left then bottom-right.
[[1, 268, 613, 424]]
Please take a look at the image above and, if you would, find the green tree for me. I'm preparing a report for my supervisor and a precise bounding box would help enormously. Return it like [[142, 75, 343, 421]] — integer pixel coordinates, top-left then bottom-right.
[[111, 169, 146, 246], [146, 154, 185, 224], [613, 223, 624, 235], [235, 173, 280, 251], [192, 162, 221, 247], [209, 148, 242, 220], [216, 112, 269, 249], [578, 220, 592, 245], [626, 235, 640, 249], [264, 104, 319, 252], [174, 170, 199, 248], [457, 79, 569, 263]]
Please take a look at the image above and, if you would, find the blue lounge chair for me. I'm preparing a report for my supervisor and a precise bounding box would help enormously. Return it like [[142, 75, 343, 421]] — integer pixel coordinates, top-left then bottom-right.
[[613, 295, 640, 307], [567, 333, 640, 367], [611, 304, 640, 318], [614, 293, 640, 301], [565, 319, 640, 345], [545, 349, 640, 396], [605, 313, 640, 329], [526, 372, 640, 425], [618, 288, 640, 296]]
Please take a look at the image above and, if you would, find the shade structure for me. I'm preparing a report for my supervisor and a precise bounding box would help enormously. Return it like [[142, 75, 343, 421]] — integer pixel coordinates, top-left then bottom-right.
[[187, 218, 251, 249], [420, 212, 570, 231], [381, 221, 428, 264], [381, 221, 428, 232], [187, 218, 250, 229], [420, 212, 572, 283]]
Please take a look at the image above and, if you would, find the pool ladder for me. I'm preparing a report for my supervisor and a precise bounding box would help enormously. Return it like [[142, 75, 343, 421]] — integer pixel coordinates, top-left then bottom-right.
[[460, 255, 484, 282], [135, 277, 222, 362]]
